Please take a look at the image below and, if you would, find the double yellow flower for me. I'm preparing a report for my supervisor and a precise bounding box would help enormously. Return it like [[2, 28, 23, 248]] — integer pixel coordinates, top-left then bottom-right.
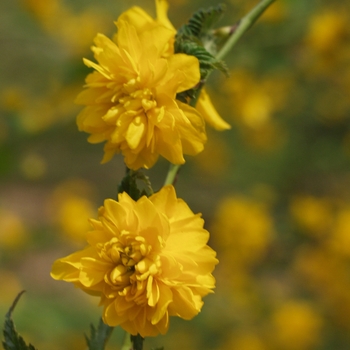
[[51, 185, 218, 337], [76, 0, 230, 170]]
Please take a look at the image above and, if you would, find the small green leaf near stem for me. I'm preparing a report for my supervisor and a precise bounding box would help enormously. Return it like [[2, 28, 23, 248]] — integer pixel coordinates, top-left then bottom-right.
[[84, 318, 114, 350], [3, 291, 37, 350]]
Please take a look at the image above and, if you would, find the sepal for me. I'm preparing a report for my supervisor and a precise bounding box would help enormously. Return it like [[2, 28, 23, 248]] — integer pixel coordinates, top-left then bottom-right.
[[85, 318, 114, 350], [2, 291, 37, 350]]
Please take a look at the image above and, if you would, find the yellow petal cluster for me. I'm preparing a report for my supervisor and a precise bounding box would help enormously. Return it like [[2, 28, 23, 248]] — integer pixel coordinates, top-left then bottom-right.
[[76, 5, 207, 170], [51, 185, 218, 337], [118, 2, 230, 131]]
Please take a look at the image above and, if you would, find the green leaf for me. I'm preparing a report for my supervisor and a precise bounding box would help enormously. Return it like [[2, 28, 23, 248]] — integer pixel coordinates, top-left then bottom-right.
[[175, 38, 228, 105], [178, 4, 226, 39], [175, 38, 228, 78], [2, 291, 38, 350], [117, 168, 153, 201], [174, 4, 229, 106], [84, 318, 114, 350]]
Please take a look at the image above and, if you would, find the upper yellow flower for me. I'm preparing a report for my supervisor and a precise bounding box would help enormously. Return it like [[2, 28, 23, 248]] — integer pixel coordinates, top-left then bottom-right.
[[120, 1, 231, 132], [51, 185, 218, 337], [76, 6, 207, 170]]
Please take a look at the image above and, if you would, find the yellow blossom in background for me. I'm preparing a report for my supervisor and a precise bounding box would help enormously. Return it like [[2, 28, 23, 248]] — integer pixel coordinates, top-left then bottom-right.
[[302, 9, 350, 75], [51, 185, 218, 337], [290, 195, 334, 238], [329, 206, 350, 257], [22, 0, 108, 56], [0, 208, 27, 249], [211, 196, 274, 267], [223, 70, 289, 150], [221, 332, 266, 350], [76, 4, 207, 170], [260, 1, 287, 23], [293, 246, 350, 330], [48, 179, 96, 242], [270, 301, 323, 350], [305, 11, 348, 54]]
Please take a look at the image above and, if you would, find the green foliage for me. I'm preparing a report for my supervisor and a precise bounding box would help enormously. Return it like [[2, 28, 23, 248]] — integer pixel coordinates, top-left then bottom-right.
[[175, 4, 228, 104], [177, 4, 226, 48], [84, 318, 114, 350], [2, 292, 37, 350], [117, 168, 153, 200], [175, 40, 228, 79]]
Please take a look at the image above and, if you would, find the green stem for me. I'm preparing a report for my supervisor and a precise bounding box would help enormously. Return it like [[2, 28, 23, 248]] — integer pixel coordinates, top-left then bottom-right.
[[130, 334, 144, 350], [164, 164, 181, 186], [216, 0, 276, 61], [163, 0, 275, 187], [121, 332, 132, 350], [121, 333, 144, 350]]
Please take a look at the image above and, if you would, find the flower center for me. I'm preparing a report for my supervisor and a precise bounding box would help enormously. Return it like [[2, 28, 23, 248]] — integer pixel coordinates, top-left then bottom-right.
[[106, 235, 152, 287], [119, 79, 157, 117], [103, 233, 162, 305]]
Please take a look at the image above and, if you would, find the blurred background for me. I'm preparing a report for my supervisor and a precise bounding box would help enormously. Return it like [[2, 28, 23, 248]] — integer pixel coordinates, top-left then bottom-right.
[[1, 0, 350, 349]]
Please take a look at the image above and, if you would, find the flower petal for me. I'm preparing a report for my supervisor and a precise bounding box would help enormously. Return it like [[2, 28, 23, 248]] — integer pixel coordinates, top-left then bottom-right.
[[196, 88, 231, 130]]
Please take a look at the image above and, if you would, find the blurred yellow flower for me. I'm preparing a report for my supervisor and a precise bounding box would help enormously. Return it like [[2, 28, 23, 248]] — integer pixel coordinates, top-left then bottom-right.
[[51, 185, 218, 337], [223, 70, 289, 150], [22, 0, 108, 56], [0, 208, 27, 249], [271, 301, 323, 350], [49, 179, 96, 242], [211, 196, 274, 266], [76, 6, 207, 170], [305, 11, 348, 54], [260, 1, 287, 23], [330, 207, 350, 256], [222, 332, 266, 350], [290, 195, 334, 238]]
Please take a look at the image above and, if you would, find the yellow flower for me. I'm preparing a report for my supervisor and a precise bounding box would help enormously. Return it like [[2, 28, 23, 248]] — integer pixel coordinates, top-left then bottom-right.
[[76, 6, 207, 170], [211, 196, 274, 266], [120, 2, 230, 131], [289, 195, 334, 238], [271, 301, 323, 350], [51, 185, 218, 337]]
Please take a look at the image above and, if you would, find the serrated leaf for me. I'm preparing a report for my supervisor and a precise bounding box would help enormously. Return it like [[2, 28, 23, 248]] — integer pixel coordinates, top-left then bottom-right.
[[178, 4, 226, 38], [2, 291, 38, 350], [85, 318, 114, 350], [174, 39, 228, 79]]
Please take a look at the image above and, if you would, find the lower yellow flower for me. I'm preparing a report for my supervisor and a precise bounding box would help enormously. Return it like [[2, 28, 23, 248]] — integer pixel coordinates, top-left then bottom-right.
[[51, 185, 218, 337]]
